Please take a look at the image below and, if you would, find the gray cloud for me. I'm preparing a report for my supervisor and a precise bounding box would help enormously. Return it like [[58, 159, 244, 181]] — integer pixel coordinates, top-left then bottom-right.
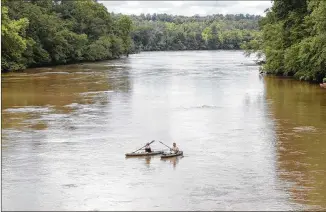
[[99, 1, 272, 16]]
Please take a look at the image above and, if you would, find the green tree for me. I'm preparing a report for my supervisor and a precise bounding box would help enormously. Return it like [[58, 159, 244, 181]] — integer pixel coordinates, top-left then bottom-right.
[[1, 0, 134, 71], [1, 5, 29, 71], [117, 15, 133, 55], [243, 0, 326, 82], [130, 13, 260, 51]]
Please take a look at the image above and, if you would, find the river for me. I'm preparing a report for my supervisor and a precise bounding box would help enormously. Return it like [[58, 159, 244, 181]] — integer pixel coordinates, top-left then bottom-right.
[[2, 51, 326, 210]]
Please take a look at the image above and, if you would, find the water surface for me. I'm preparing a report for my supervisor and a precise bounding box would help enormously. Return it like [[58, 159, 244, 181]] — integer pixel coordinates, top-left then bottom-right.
[[2, 51, 326, 210]]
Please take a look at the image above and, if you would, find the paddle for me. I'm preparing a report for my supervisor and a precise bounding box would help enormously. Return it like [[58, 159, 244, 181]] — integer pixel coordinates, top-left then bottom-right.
[[132, 140, 155, 153], [158, 141, 172, 150]]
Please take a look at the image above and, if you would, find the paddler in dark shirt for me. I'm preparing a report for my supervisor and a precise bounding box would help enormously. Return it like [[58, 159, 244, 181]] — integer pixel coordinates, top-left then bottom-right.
[[145, 143, 152, 153]]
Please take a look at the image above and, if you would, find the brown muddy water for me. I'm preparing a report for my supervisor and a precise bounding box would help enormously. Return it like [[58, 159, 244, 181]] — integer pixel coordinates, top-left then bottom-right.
[[2, 51, 326, 210]]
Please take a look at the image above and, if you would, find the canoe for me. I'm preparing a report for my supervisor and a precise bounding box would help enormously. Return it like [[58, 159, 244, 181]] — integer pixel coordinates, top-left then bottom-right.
[[125, 151, 163, 157], [161, 151, 183, 158]]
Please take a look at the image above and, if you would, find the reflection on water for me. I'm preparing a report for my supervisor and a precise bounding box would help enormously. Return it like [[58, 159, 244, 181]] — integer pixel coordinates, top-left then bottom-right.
[[125, 156, 154, 168], [161, 156, 182, 169], [125, 154, 183, 169], [2, 51, 326, 210], [145, 156, 151, 166], [265, 77, 326, 210]]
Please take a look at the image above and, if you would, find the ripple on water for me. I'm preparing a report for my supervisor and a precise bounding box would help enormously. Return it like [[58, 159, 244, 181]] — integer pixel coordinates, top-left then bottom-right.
[[292, 126, 317, 133], [39, 113, 69, 121], [65, 103, 80, 108], [62, 184, 78, 188], [175, 105, 223, 111], [79, 91, 114, 96], [4, 106, 53, 113], [74, 71, 95, 74], [25, 72, 71, 77], [39, 71, 70, 75]]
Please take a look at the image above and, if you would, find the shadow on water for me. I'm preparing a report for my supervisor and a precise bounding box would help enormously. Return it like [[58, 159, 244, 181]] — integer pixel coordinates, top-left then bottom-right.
[[264, 76, 326, 210]]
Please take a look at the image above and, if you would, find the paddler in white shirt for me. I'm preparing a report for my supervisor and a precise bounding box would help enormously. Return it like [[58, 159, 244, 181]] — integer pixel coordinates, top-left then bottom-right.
[[170, 142, 179, 153]]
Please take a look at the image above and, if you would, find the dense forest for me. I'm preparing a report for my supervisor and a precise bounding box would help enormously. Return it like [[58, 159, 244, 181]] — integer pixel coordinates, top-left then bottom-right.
[[1, 0, 133, 71], [2, 0, 325, 82], [128, 13, 261, 51], [1, 0, 261, 72], [242, 0, 326, 83]]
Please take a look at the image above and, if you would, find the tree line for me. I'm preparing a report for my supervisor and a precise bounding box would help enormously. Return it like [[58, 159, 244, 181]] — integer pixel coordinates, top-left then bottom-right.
[[128, 13, 261, 52], [131, 13, 261, 23], [242, 0, 326, 83], [1, 0, 261, 72], [1, 0, 132, 72]]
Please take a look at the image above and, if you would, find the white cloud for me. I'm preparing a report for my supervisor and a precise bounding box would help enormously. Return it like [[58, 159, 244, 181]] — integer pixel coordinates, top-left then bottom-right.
[[99, 1, 273, 16]]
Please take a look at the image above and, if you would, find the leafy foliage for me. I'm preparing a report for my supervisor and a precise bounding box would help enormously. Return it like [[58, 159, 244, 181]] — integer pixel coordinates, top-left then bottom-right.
[[2, 1, 264, 72], [128, 13, 261, 51], [243, 0, 326, 83], [1, 5, 29, 71], [1, 0, 133, 71]]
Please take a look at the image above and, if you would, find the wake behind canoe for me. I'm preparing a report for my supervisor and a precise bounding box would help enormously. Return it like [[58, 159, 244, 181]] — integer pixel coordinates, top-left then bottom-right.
[[125, 151, 164, 157], [161, 151, 183, 158]]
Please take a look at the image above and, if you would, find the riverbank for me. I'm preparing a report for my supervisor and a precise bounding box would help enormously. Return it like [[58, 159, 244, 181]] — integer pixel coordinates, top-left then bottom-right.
[[254, 60, 326, 84], [258, 72, 326, 85], [1, 54, 132, 74], [133, 47, 244, 52], [3, 48, 325, 87], [1, 49, 242, 73]]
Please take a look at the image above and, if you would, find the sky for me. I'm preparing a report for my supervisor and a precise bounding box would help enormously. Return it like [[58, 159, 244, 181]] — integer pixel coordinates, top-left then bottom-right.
[[99, 1, 273, 17]]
